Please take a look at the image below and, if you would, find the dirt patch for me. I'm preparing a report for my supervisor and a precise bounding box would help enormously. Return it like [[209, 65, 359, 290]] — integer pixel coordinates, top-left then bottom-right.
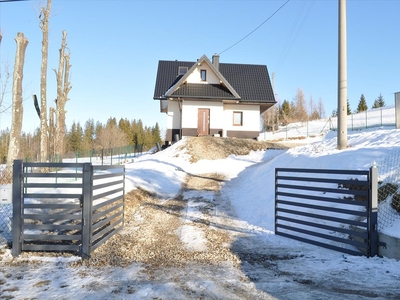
[[177, 136, 295, 162]]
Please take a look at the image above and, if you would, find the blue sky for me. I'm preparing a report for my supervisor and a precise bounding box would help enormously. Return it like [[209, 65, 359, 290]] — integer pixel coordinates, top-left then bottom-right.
[[0, 0, 399, 134]]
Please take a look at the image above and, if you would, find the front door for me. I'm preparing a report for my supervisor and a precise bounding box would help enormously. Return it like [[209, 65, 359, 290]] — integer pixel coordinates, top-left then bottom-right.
[[197, 108, 210, 136]]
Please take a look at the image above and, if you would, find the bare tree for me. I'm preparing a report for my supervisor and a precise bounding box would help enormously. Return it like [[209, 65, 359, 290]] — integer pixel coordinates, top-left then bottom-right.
[[97, 124, 128, 150], [6, 33, 28, 171], [39, 0, 52, 162], [317, 97, 325, 119], [54, 30, 71, 158], [293, 88, 308, 122]]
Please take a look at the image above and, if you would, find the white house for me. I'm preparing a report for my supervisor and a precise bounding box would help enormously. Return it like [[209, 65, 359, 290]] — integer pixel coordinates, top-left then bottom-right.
[[153, 54, 276, 142]]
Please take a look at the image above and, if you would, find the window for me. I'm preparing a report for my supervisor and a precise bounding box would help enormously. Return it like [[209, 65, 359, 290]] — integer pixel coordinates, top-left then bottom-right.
[[233, 111, 243, 126], [200, 69, 206, 81], [178, 66, 188, 75]]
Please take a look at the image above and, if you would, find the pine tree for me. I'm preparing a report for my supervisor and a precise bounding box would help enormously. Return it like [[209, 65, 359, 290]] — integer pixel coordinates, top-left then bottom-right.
[[279, 100, 292, 125], [82, 119, 95, 151], [356, 94, 368, 113], [152, 122, 162, 143], [347, 99, 351, 115], [372, 93, 385, 108]]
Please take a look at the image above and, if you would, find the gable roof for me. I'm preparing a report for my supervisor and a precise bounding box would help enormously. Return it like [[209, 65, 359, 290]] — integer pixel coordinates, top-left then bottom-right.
[[163, 55, 240, 100], [153, 55, 276, 104]]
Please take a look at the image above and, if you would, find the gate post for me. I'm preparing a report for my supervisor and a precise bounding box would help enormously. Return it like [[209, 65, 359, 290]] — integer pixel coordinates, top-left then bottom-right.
[[368, 164, 378, 257], [12, 160, 23, 257], [81, 163, 93, 258]]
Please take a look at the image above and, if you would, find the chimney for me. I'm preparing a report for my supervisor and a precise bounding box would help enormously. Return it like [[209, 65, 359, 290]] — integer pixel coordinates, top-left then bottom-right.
[[212, 53, 220, 70]]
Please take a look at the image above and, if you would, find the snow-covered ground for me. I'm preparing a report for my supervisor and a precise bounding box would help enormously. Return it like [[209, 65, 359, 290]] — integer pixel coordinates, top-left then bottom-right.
[[1, 123, 400, 299]]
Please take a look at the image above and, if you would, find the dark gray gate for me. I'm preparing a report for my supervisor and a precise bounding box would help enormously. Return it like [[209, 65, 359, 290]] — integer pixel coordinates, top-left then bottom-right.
[[275, 166, 380, 257], [12, 160, 125, 258]]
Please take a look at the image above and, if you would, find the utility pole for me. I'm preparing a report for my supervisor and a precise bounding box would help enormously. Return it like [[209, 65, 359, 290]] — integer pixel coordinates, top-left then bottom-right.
[[338, 0, 347, 150]]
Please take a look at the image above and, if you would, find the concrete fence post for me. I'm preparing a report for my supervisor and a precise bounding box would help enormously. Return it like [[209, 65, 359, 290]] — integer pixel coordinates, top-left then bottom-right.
[[395, 92, 400, 129], [368, 163, 378, 257]]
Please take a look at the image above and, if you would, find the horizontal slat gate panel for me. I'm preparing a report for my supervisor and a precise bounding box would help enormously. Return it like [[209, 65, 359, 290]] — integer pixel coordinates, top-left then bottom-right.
[[24, 173, 83, 179], [277, 191, 367, 206], [277, 183, 368, 196], [18, 162, 85, 255], [276, 199, 367, 216], [275, 168, 370, 256], [22, 234, 81, 241], [277, 215, 368, 238], [16, 162, 125, 258], [22, 245, 80, 252], [276, 232, 364, 257], [23, 224, 81, 230]]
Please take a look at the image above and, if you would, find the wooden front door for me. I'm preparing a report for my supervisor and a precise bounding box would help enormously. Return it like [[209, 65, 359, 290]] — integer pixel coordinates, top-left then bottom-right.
[[197, 108, 210, 136]]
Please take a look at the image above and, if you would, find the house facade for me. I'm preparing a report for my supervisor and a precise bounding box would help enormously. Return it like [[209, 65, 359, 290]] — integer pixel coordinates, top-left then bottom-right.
[[153, 54, 276, 142]]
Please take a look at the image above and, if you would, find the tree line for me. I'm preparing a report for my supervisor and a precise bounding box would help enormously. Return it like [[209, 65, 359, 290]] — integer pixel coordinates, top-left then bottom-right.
[[0, 118, 162, 163], [331, 93, 386, 116], [262, 88, 386, 131]]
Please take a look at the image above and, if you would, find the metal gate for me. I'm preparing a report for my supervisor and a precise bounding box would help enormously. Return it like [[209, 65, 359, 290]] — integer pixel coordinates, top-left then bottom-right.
[[275, 166, 380, 257], [12, 160, 125, 258]]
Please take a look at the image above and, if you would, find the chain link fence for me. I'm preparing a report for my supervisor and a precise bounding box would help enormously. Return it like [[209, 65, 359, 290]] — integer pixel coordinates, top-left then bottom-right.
[[0, 165, 13, 249], [260, 105, 396, 142], [376, 147, 400, 232]]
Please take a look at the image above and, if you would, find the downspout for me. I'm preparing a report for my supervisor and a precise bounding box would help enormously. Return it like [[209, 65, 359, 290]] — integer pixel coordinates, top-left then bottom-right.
[[179, 98, 183, 140]]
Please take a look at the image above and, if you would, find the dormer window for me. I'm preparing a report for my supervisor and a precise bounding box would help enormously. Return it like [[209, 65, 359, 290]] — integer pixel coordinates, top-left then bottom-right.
[[178, 66, 188, 75], [200, 69, 207, 81]]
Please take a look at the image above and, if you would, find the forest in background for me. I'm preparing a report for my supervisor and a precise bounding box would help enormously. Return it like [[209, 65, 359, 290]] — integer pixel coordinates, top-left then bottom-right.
[[0, 117, 162, 163]]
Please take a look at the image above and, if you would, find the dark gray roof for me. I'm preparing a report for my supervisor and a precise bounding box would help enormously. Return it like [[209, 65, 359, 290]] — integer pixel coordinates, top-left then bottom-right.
[[171, 83, 236, 99], [153, 59, 275, 104]]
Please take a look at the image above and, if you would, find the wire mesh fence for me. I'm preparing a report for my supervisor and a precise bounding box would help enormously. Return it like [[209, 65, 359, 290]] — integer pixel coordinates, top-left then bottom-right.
[[0, 165, 13, 249], [376, 147, 400, 232], [260, 105, 396, 141]]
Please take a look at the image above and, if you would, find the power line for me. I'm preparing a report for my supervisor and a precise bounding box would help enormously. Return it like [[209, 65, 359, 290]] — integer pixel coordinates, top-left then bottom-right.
[[219, 0, 290, 56], [274, 0, 315, 75]]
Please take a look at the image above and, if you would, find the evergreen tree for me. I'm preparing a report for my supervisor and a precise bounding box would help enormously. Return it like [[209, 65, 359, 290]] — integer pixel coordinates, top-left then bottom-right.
[[356, 94, 368, 113], [372, 93, 385, 108], [82, 119, 95, 151], [152, 122, 162, 143], [118, 118, 132, 144], [347, 99, 351, 115], [279, 100, 292, 125], [66, 121, 83, 153]]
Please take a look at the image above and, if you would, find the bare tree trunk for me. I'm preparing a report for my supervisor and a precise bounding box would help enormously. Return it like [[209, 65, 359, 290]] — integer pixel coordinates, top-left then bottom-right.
[[54, 30, 71, 158], [49, 106, 55, 161], [39, 0, 52, 162], [6, 33, 28, 172]]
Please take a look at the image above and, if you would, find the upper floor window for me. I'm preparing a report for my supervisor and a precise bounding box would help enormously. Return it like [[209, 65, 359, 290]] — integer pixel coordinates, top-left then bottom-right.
[[200, 69, 207, 81], [178, 66, 188, 75]]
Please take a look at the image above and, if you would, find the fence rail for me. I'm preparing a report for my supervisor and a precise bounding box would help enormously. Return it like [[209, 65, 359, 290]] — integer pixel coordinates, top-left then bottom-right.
[[275, 166, 380, 257]]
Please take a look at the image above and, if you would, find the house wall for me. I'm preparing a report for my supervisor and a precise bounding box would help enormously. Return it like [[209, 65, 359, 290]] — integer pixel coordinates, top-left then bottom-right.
[[165, 100, 181, 142], [165, 101, 261, 142], [186, 65, 219, 84], [181, 101, 223, 136], [223, 104, 260, 139]]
